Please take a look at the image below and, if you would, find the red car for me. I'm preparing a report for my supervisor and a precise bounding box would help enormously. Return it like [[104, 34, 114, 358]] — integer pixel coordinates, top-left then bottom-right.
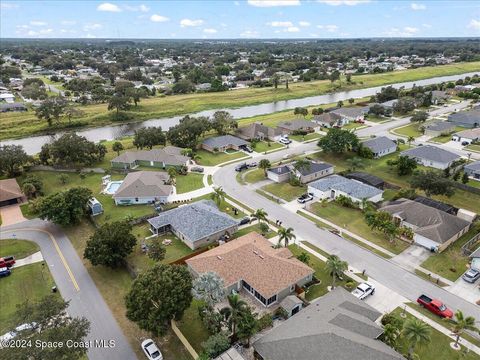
[[417, 294, 453, 318], [0, 256, 15, 268]]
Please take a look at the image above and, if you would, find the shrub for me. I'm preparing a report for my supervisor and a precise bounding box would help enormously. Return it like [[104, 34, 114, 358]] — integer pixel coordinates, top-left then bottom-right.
[[257, 313, 273, 330], [201, 333, 231, 358]]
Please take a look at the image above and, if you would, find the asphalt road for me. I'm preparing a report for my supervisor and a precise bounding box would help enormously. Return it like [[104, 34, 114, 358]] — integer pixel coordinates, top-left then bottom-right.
[[0, 219, 137, 360]]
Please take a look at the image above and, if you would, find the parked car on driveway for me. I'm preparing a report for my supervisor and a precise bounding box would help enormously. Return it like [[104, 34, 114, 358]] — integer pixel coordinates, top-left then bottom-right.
[[235, 163, 248, 172], [297, 193, 314, 204], [239, 217, 251, 225], [417, 294, 453, 318], [142, 339, 163, 360], [248, 162, 258, 168], [462, 268, 480, 283], [461, 141, 469, 146], [279, 137, 292, 145], [240, 144, 254, 153], [351, 282, 375, 300], [0, 267, 11, 278], [0, 256, 15, 268], [190, 166, 204, 173]]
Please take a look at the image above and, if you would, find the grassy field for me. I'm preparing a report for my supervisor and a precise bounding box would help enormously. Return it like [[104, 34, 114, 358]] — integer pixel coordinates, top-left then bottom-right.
[[0, 261, 59, 334], [175, 173, 204, 194], [420, 224, 480, 282], [308, 202, 409, 255], [244, 168, 267, 183], [393, 122, 424, 138], [232, 223, 277, 239], [253, 141, 284, 153], [390, 308, 479, 360], [290, 132, 322, 142], [2, 62, 479, 140], [262, 182, 306, 202], [0, 239, 40, 258], [195, 149, 247, 166], [467, 144, 480, 153]]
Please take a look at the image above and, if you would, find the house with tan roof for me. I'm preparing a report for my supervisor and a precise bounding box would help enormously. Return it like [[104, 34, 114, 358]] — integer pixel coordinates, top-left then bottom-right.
[[0, 178, 25, 207], [113, 171, 173, 205], [110, 146, 189, 170], [236, 122, 282, 141], [452, 128, 480, 145], [186, 232, 314, 307]]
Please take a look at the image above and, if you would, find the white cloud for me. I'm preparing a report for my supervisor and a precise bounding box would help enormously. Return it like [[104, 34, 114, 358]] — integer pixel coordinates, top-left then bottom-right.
[[150, 14, 170, 22], [30, 21, 48, 26], [220, 23, 228, 27], [468, 19, 480, 30], [317, 0, 370, 6], [411, 3, 426, 10], [299, 21, 311, 27], [384, 26, 419, 37], [404, 26, 418, 34], [85, 33, 97, 38], [203, 28, 218, 34], [234, 1, 240, 5], [61, 20, 76, 26], [422, 23, 431, 28], [180, 18, 204, 27], [286, 26, 300, 32], [97, 3, 122, 12], [124, 4, 150, 12], [1, 2, 18, 9], [26, 28, 53, 36], [247, 0, 300, 7], [267, 21, 294, 27], [84, 23, 103, 31], [240, 29, 259, 38], [139, 4, 150, 12], [317, 24, 339, 32]]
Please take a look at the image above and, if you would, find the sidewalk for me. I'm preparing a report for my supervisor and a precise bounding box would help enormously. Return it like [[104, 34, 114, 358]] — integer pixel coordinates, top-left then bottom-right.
[[13, 251, 44, 268]]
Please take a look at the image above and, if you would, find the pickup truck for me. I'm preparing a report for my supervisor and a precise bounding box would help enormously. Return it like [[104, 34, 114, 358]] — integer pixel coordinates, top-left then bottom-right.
[[0, 256, 15, 268], [351, 282, 375, 300], [417, 294, 453, 318]]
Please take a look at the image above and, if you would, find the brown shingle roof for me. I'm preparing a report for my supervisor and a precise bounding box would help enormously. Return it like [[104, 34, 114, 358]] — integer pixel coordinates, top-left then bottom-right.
[[186, 232, 314, 299], [113, 171, 173, 198], [0, 178, 24, 202]]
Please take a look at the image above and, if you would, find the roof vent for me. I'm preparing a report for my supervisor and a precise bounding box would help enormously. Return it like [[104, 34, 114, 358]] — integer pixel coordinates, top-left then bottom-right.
[[259, 255, 265, 259], [217, 256, 223, 260], [253, 250, 259, 255]]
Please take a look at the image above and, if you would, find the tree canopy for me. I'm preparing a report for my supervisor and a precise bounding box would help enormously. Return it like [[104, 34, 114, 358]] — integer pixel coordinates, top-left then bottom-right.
[[133, 127, 166, 149], [0, 145, 31, 177], [409, 170, 456, 197], [167, 115, 211, 149], [317, 128, 359, 153]]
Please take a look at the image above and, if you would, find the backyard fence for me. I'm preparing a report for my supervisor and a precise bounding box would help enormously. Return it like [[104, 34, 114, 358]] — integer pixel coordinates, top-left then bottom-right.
[[461, 232, 480, 256], [453, 182, 480, 196]]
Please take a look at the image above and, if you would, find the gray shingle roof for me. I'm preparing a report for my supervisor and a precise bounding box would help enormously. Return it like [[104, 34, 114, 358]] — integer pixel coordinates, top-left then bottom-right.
[[308, 175, 383, 200], [448, 108, 480, 126], [401, 145, 460, 164], [331, 107, 367, 119], [277, 119, 317, 131], [313, 112, 342, 125], [425, 121, 455, 132], [380, 199, 471, 244], [148, 200, 238, 243], [268, 165, 291, 175], [294, 161, 334, 176], [113, 171, 173, 198], [465, 161, 480, 173], [253, 288, 404, 360], [380, 99, 398, 108], [111, 148, 189, 166], [202, 135, 247, 148], [361, 136, 396, 154]]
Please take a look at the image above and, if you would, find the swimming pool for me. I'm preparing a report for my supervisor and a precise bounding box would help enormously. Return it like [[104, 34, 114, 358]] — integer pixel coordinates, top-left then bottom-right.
[[104, 181, 123, 195]]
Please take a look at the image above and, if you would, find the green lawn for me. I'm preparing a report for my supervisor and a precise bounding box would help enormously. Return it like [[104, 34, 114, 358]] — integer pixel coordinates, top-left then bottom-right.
[[343, 122, 366, 131], [232, 223, 277, 239], [393, 123, 424, 138], [262, 182, 306, 202], [309, 202, 409, 255], [0, 262, 59, 333], [175, 173, 204, 194], [300, 241, 331, 258], [288, 244, 356, 301], [194, 193, 246, 219], [290, 132, 322, 142], [389, 308, 479, 360], [0, 239, 40, 259], [365, 114, 390, 123], [420, 224, 480, 282], [195, 149, 247, 166], [253, 141, 284, 153], [176, 299, 210, 355], [467, 144, 480, 153], [244, 168, 267, 183]]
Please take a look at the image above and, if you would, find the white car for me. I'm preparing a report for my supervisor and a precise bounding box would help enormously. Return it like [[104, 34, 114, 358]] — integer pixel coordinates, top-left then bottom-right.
[[351, 282, 375, 300], [279, 137, 292, 145], [142, 339, 163, 360]]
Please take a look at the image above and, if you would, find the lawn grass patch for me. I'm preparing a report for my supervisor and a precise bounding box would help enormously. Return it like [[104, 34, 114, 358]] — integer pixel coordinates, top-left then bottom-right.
[[466, 144, 480, 153], [290, 132, 322, 142], [392, 123, 424, 138], [232, 223, 277, 239], [176, 299, 210, 355], [342, 233, 393, 259], [175, 173, 204, 194], [207, 175, 213, 186], [300, 241, 330, 258], [244, 168, 266, 184], [253, 141, 284, 153], [262, 182, 306, 202], [0, 239, 40, 259], [195, 150, 247, 166], [296, 210, 335, 230], [414, 269, 450, 287]]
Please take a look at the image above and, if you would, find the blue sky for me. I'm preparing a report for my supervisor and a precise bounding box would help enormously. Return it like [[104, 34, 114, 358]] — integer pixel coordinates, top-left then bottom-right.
[[1, 1, 479, 39]]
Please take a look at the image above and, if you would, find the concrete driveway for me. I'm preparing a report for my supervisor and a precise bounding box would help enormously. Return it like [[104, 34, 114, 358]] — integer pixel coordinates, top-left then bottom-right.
[[391, 245, 432, 271], [364, 279, 408, 315], [0, 204, 26, 227], [447, 276, 480, 305]]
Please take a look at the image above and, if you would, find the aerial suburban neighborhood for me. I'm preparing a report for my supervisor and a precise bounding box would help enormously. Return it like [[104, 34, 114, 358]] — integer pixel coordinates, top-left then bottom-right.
[[1, 1, 480, 360]]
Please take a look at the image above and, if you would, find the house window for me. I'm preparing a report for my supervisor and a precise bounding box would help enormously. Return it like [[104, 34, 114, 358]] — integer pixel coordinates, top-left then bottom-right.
[[135, 197, 139, 202], [290, 284, 295, 291], [266, 295, 277, 306]]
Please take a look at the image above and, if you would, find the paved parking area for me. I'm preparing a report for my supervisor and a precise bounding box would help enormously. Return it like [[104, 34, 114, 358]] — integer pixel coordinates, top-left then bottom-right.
[[447, 277, 480, 305], [364, 278, 408, 315], [0, 204, 27, 227], [392, 245, 431, 271]]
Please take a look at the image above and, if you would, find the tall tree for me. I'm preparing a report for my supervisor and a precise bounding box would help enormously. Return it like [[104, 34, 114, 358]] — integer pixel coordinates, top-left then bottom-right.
[[148, 237, 166, 262], [278, 227, 296, 247], [317, 128, 359, 153], [167, 115, 211, 149], [211, 186, 226, 206], [346, 157, 365, 172], [387, 156, 417, 176], [252, 208, 268, 223], [211, 111, 237, 135], [0, 145, 31, 177], [125, 264, 193, 335], [192, 271, 226, 307], [410, 111, 429, 123], [258, 159, 271, 177], [410, 170, 456, 197], [112, 141, 124, 156], [84, 221, 137, 268], [107, 93, 131, 117], [325, 254, 348, 289], [35, 96, 67, 126], [402, 318, 431, 360], [450, 310, 478, 349], [293, 159, 311, 173], [237, 306, 258, 347], [133, 127, 166, 149], [220, 294, 248, 338]]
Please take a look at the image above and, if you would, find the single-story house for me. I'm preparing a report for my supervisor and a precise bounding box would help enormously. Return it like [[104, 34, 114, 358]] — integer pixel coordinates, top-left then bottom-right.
[[331, 107, 366, 122], [400, 145, 461, 170], [0, 178, 26, 207], [253, 288, 405, 360], [464, 161, 480, 181], [313, 112, 344, 128], [308, 175, 384, 205], [0, 93, 15, 103], [452, 128, 480, 145], [424, 122, 456, 137], [360, 136, 397, 158], [431, 90, 450, 105], [111, 147, 189, 170], [276, 119, 318, 134], [380, 198, 471, 252], [380, 99, 398, 110], [414, 196, 457, 215], [148, 200, 239, 250], [186, 232, 314, 307], [267, 161, 334, 184], [0, 103, 27, 113], [87, 197, 103, 216], [113, 171, 173, 205], [201, 135, 248, 153], [448, 108, 480, 128], [236, 122, 282, 141], [345, 172, 385, 189]]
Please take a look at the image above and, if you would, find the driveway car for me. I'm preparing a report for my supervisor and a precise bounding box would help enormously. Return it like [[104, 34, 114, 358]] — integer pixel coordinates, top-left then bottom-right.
[[235, 163, 248, 172], [190, 166, 204, 173], [0, 267, 11, 278], [462, 268, 480, 283], [240, 145, 254, 153], [297, 193, 314, 204], [351, 282, 375, 300], [239, 217, 251, 225], [279, 137, 292, 145], [142, 339, 163, 360], [248, 162, 258, 168]]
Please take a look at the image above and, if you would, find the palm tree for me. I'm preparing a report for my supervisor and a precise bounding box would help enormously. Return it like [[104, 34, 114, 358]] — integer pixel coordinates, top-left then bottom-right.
[[450, 310, 478, 349], [210, 186, 226, 206], [325, 254, 348, 289], [258, 159, 271, 177], [252, 208, 268, 223], [294, 158, 311, 173], [383, 323, 401, 347], [402, 318, 431, 360], [346, 157, 364, 172], [277, 227, 296, 247], [407, 136, 415, 147], [220, 294, 248, 337], [167, 167, 177, 185]]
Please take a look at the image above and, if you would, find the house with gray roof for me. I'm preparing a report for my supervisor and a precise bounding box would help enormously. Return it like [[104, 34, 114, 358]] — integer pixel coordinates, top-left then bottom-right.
[[201, 135, 248, 153], [307, 175, 384, 205], [113, 171, 173, 205], [236, 122, 282, 141], [400, 145, 461, 170], [424, 122, 456, 137], [380, 99, 398, 110], [111, 147, 189, 170], [448, 108, 480, 128], [253, 288, 405, 360], [147, 200, 238, 250], [464, 161, 480, 181], [380, 198, 471, 252], [361, 136, 397, 158], [331, 107, 367, 122], [313, 112, 343, 128], [452, 128, 480, 145], [276, 119, 318, 134], [0, 103, 27, 113], [267, 161, 334, 184], [431, 90, 450, 105]]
